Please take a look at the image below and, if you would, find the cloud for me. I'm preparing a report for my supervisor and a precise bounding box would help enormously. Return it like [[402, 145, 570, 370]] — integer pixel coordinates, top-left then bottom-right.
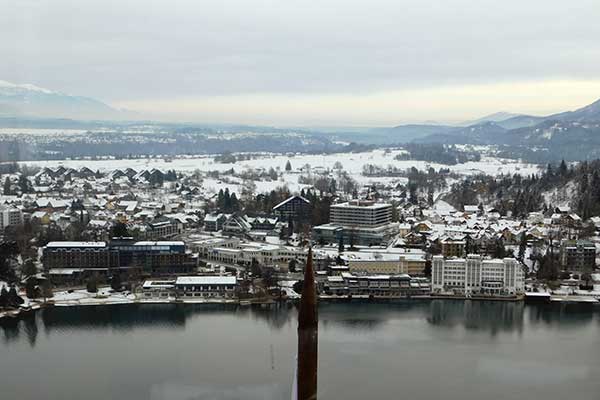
[[117, 79, 600, 126], [1, 0, 599, 125]]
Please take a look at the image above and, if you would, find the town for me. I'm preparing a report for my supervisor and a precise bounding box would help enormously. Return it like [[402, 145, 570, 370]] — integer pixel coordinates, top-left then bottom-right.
[[1, 150, 599, 318]]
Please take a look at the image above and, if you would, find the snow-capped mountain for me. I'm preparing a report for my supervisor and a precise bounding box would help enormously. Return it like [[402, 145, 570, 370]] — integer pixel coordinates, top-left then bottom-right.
[[0, 80, 127, 120]]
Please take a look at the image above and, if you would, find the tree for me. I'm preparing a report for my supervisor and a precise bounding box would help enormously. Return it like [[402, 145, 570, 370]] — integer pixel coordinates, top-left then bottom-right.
[[0, 287, 9, 308], [86, 277, 98, 293], [18, 175, 31, 194], [110, 273, 122, 291], [517, 235, 527, 262], [288, 259, 297, 273], [25, 278, 40, 298], [41, 280, 53, 300], [292, 280, 303, 295], [22, 259, 38, 278], [111, 221, 130, 238], [3, 176, 11, 195], [338, 235, 345, 253], [423, 260, 432, 277], [0, 241, 19, 282], [285, 160, 292, 171], [7, 286, 24, 307], [250, 258, 261, 276]]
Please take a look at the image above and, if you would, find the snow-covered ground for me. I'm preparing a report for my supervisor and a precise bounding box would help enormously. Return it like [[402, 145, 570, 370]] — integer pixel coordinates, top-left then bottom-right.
[[52, 287, 136, 306], [19, 150, 541, 196], [20, 149, 540, 176]]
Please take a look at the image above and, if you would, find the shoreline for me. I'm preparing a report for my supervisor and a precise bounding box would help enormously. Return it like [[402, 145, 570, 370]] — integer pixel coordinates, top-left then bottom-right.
[[3, 291, 598, 321]]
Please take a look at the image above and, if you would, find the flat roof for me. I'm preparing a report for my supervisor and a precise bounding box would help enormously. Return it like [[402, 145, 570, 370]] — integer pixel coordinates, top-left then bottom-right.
[[134, 241, 185, 246], [331, 201, 391, 210], [175, 276, 237, 285], [46, 241, 106, 248]]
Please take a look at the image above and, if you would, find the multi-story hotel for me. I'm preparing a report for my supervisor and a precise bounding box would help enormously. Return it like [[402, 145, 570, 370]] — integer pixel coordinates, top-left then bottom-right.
[[431, 254, 524, 296], [313, 200, 399, 246], [561, 240, 596, 272], [330, 200, 392, 227], [43, 239, 196, 283]]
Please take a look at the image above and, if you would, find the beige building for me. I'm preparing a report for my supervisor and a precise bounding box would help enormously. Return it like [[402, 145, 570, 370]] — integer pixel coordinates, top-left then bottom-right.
[[348, 254, 426, 276]]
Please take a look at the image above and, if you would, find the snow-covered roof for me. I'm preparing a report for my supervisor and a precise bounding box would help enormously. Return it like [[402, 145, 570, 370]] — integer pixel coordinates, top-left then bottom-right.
[[46, 241, 106, 248], [175, 276, 236, 285]]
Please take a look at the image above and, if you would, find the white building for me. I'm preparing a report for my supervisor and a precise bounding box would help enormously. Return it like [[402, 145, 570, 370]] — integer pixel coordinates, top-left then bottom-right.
[[431, 255, 524, 296], [0, 207, 23, 229], [330, 200, 392, 227]]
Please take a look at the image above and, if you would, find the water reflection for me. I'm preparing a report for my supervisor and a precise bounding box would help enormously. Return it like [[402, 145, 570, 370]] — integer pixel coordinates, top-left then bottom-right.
[[428, 300, 525, 336], [1, 302, 598, 348]]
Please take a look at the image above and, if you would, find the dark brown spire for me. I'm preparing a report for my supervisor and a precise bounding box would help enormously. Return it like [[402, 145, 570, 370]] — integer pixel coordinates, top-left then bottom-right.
[[297, 247, 318, 400]]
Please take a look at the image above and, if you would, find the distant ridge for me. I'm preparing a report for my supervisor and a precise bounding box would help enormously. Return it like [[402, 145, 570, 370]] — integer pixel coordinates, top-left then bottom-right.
[[0, 79, 131, 120]]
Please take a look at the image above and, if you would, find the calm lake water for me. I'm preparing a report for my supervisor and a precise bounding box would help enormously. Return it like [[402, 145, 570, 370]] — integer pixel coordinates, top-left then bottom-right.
[[1, 301, 599, 400]]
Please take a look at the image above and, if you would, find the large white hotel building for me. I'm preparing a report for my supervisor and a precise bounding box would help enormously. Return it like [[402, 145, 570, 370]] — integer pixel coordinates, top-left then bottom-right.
[[431, 254, 525, 296]]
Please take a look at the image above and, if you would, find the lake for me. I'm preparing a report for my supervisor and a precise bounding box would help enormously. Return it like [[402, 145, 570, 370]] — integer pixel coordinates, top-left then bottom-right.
[[1, 301, 599, 400]]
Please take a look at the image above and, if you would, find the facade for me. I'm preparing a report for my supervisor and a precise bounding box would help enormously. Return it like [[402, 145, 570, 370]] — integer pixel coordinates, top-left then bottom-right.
[[0, 207, 23, 230], [431, 255, 524, 296], [561, 240, 596, 272], [43, 240, 196, 279], [347, 254, 426, 276], [330, 200, 392, 227], [43, 242, 118, 270], [321, 273, 430, 297], [313, 200, 398, 246], [145, 219, 182, 240], [197, 239, 307, 268], [175, 276, 237, 299], [204, 213, 226, 232], [272, 195, 311, 221], [441, 239, 466, 258], [141, 276, 237, 300]]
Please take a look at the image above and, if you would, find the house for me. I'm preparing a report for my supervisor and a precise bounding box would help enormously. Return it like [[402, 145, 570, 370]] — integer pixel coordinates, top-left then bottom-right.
[[272, 195, 311, 222], [204, 213, 227, 232]]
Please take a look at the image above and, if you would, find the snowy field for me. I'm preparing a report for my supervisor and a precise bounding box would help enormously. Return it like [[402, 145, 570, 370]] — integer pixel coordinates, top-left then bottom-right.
[[19, 149, 541, 196], [20, 149, 541, 176]]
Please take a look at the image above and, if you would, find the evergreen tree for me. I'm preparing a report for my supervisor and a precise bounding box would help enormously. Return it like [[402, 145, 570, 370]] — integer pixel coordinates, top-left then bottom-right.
[[110, 273, 122, 291], [25, 278, 40, 298], [3, 177, 11, 195], [111, 221, 130, 238], [86, 277, 98, 293], [288, 259, 297, 273], [518, 234, 527, 262], [285, 160, 292, 171]]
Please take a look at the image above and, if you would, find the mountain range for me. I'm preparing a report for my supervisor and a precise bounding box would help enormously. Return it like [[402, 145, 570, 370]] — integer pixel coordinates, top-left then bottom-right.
[[0, 80, 130, 120], [2, 78, 600, 161]]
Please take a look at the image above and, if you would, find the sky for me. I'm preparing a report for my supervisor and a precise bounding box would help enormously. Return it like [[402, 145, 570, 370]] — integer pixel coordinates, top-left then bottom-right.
[[2, 0, 600, 126]]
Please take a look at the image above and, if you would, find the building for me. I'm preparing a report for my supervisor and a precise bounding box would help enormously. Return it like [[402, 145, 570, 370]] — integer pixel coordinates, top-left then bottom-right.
[[43, 240, 196, 280], [0, 207, 23, 229], [347, 254, 426, 276], [312, 200, 399, 246], [272, 195, 311, 221], [222, 214, 252, 235], [441, 239, 466, 258], [198, 239, 307, 269], [140, 276, 238, 300], [431, 255, 524, 296], [145, 218, 182, 240], [204, 213, 226, 231], [175, 276, 237, 299], [43, 242, 118, 270], [321, 272, 429, 298], [109, 240, 196, 275], [561, 240, 596, 272], [330, 200, 391, 227]]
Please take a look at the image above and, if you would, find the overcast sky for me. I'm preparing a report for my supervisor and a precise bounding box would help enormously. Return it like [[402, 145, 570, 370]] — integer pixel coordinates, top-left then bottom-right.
[[2, 0, 600, 126]]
